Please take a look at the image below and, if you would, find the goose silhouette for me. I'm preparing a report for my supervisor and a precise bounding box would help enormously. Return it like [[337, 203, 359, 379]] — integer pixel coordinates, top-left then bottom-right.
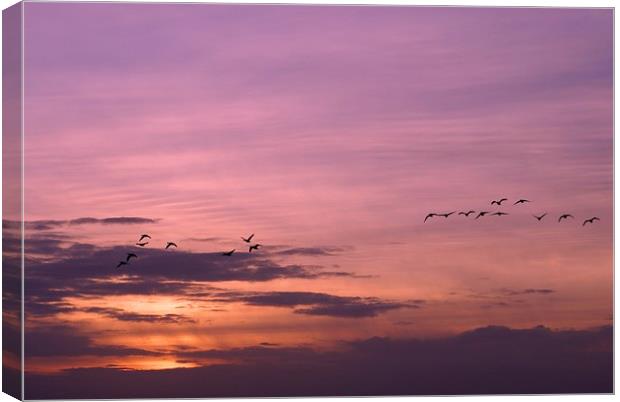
[[533, 213, 547, 221], [424, 213, 437, 222], [475, 211, 490, 219], [582, 217, 600, 226], [459, 210, 476, 217], [241, 234, 255, 243], [491, 212, 508, 216]]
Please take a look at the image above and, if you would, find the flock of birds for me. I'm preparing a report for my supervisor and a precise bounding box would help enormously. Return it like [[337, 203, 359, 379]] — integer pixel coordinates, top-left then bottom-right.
[[112, 197, 600, 267], [115, 233, 262, 268], [424, 198, 600, 226]]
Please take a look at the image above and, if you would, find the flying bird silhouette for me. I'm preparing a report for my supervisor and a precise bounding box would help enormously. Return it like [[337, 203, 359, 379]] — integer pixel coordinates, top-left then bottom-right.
[[249, 244, 261, 253], [139, 234, 151, 242], [558, 214, 574, 222], [513, 199, 531, 205], [475, 211, 490, 219], [582, 217, 600, 226], [135, 242, 149, 247], [437, 211, 456, 218], [222, 249, 235, 256], [241, 234, 255, 243], [165, 242, 177, 249], [533, 213, 547, 221], [126, 253, 137, 262], [116, 261, 128, 268], [491, 212, 508, 216], [491, 198, 507, 206], [459, 210, 476, 217], [424, 213, 437, 222]]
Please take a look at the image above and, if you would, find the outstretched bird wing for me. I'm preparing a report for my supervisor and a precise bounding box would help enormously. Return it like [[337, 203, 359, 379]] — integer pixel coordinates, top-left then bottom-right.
[[241, 234, 255, 242]]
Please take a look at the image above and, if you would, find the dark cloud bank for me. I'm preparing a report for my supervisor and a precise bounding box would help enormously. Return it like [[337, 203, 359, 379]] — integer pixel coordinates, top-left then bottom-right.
[[24, 325, 612, 398], [212, 291, 419, 318], [3, 216, 158, 231], [19, 226, 386, 319], [24, 246, 387, 318], [25, 325, 161, 358]]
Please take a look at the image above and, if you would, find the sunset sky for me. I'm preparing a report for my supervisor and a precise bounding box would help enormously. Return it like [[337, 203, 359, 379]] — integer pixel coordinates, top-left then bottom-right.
[[9, 3, 613, 397]]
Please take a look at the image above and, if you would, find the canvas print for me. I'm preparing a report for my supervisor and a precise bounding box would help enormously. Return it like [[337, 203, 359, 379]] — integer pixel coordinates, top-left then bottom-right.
[[2, 2, 613, 399]]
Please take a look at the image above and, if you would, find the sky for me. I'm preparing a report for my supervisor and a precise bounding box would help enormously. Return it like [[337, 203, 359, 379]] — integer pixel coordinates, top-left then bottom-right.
[[7, 3, 613, 397]]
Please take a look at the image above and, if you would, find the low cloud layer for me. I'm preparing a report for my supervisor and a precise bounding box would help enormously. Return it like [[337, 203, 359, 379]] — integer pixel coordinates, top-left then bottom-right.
[[4, 217, 158, 231], [24, 325, 612, 398], [18, 233, 396, 321], [26, 325, 162, 357], [464, 287, 557, 308], [505, 288, 555, 295], [272, 247, 345, 256], [213, 291, 419, 318], [82, 307, 196, 324]]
